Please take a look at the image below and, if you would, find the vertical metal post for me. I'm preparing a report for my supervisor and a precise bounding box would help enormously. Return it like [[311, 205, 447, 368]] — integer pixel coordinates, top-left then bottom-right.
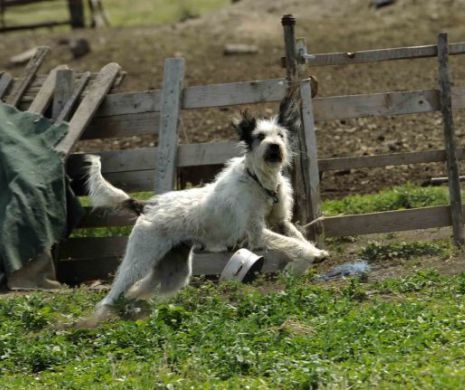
[[282, 14, 297, 83], [437, 32, 464, 246]]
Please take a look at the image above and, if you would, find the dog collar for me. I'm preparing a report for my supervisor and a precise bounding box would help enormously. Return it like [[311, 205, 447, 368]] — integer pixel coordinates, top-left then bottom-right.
[[246, 168, 279, 204]]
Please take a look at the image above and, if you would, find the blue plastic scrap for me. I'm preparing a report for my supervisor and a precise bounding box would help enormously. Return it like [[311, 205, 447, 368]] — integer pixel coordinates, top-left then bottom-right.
[[317, 261, 370, 281]]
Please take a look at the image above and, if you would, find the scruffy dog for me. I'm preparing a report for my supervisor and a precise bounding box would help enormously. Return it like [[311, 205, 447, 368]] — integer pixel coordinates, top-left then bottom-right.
[[83, 91, 328, 324]]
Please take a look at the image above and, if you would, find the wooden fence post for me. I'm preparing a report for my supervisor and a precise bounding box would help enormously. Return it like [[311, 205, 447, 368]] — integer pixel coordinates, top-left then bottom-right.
[[68, 0, 85, 28], [437, 32, 464, 246], [282, 14, 322, 241], [299, 79, 323, 242], [154, 58, 185, 194]]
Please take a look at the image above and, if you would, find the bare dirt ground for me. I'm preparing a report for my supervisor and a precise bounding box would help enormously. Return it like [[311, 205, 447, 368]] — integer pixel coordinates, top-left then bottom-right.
[[3, 0, 465, 196]]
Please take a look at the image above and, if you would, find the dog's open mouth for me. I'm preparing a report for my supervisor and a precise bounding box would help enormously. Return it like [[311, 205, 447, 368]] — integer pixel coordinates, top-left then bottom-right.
[[264, 151, 283, 163]]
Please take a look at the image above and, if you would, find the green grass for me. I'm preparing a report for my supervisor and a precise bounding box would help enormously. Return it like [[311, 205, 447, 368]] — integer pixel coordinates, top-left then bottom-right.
[[359, 240, 451, 261], [2, 271, 465, 388], [322, 184, 449, 216], [4, 0, 229, 28]]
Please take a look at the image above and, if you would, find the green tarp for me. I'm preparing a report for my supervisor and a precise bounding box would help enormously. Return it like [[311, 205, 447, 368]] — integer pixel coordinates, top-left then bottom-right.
[[0, 103, 82, 281]]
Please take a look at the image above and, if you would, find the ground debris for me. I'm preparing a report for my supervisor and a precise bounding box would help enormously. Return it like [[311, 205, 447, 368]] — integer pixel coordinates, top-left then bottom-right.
[[224, 44, 258, 56]]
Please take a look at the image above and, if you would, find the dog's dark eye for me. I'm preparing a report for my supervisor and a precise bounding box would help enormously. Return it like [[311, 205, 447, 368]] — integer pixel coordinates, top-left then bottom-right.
[[256, 133, 265, 141], [278, 133, 284, 139]]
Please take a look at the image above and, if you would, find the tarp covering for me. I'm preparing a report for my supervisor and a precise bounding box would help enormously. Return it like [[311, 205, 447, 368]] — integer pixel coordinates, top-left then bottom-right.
[[0, 103, 82, 281]]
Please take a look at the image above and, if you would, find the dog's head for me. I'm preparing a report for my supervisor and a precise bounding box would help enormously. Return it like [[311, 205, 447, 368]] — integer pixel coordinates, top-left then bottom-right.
[[233, 112, 290, 169], [232, 90, 300, 170]]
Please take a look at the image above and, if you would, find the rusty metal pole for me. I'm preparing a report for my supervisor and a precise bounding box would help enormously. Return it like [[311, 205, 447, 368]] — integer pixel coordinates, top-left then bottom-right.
[[282, 14, 297, 84]]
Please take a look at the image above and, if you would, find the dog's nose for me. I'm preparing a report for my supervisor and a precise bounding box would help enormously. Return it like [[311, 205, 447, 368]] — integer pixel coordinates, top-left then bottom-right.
[[268, 143, 281, 152]]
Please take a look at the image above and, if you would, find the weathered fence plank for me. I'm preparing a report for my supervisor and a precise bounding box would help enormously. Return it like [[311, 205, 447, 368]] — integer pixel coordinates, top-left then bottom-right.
[[303, 42, 465, 67], [52, 69, 74, 120], [82, 112, 159, 139], [56, 71, 91, 122], [437, 33, 464, 246], [78, 202, 460, 235], [57, 236, 288, 282], [6, 46, 49, 107], [154, 58, 185, 194], [68, 143, 465, 197], [0, 72, 13, 100], [27, 65, 69, 114], [77, 85, 465, 142], [322, 205, 453, 237]]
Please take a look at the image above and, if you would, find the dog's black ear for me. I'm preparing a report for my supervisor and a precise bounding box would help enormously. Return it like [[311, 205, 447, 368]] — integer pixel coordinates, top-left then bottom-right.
[[232, 110, 256, 149], [277, 83, 301, 134]]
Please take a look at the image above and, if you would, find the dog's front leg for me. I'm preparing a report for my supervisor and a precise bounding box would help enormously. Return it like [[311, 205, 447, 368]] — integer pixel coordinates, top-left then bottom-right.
[[260, 228, 328, 275], [279, 220, 308, 242]]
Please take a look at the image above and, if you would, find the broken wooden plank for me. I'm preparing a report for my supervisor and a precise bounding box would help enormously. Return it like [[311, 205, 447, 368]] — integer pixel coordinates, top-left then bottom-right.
[[7, 46, 49, 107], [154, 58, 184, 194], [27, 64, 69, 114], [52, 69, 74, 120], [56, 71, 91, 122], [54, 64, 120, 156], [0, 72, 13, 100]]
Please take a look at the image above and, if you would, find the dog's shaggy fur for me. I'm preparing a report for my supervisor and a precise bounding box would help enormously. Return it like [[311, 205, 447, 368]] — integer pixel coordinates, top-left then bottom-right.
[[84, 93, 328, 324]]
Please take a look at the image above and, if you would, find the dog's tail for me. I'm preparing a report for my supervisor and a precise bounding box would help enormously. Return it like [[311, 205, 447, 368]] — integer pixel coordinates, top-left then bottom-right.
[[85, 155, 145, 215]]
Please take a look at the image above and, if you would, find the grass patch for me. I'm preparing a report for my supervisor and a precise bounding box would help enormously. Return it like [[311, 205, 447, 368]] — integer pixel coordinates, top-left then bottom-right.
[[2, 271, 465, 387], [359, 240, 451, 261], [322, 184, 449, 216], [3, 0, 229, 28]]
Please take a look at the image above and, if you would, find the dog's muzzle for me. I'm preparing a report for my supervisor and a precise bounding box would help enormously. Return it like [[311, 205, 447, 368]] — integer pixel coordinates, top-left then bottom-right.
[[264, 143, 283, 163]]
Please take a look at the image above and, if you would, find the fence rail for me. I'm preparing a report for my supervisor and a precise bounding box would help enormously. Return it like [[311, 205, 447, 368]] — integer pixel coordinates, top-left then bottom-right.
[[302, 42, 465, 66]]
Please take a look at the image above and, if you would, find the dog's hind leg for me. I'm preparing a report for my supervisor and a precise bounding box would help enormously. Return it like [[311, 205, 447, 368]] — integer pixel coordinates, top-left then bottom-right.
[[98, 225, 173, 309], [125, 242, 192, 300], [157, 244, 193, 296]]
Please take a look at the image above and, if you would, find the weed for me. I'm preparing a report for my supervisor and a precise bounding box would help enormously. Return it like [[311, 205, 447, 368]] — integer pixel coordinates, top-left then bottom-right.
[[359, 240, 450, 261], [322, 184, 449, 216], [3, 272, 465, 387]]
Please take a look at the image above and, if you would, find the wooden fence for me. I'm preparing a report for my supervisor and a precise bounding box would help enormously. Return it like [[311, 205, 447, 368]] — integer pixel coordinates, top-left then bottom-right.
[[64, 27, 465, 281], [2, 16, 465, 283]]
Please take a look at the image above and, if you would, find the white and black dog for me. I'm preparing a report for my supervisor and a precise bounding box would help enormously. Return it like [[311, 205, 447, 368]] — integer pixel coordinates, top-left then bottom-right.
[[84, 91, 328, 324]]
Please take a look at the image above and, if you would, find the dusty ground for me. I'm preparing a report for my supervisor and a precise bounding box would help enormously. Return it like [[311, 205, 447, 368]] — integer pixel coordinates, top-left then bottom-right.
[[3, 0, 465, 196]]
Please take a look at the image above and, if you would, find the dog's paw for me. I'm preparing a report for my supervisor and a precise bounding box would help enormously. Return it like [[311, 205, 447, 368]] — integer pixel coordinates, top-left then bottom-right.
[[314, 249, 329, 263]]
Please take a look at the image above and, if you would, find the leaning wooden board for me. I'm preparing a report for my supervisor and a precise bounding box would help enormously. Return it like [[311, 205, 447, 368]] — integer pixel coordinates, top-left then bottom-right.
[[54, 63, 121, 156]]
